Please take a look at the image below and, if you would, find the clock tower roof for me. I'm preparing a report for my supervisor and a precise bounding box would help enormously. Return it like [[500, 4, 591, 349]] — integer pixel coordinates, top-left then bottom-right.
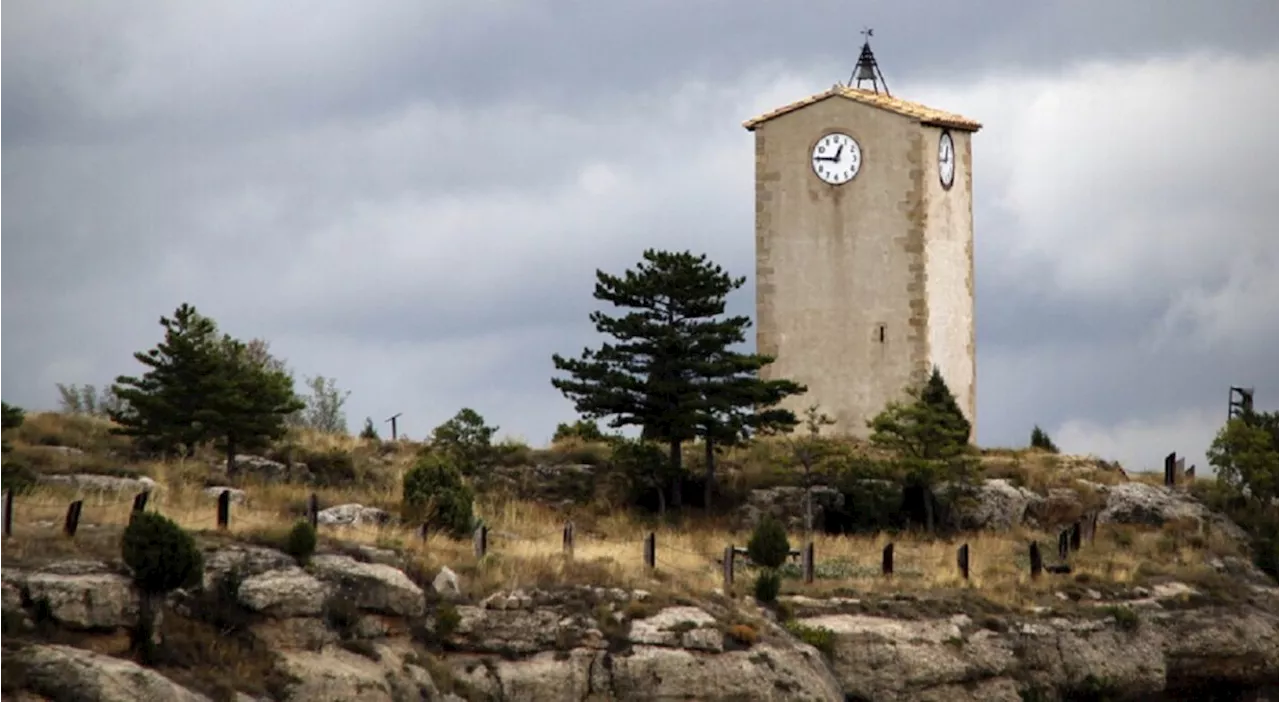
[[742, 85, 982, 133]]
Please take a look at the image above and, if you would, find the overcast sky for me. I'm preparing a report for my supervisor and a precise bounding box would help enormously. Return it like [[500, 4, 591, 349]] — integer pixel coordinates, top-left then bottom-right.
[[3, 1, 1277, 473]]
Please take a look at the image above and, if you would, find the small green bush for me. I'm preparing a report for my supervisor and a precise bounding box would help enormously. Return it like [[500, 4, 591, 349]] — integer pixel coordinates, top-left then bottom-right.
[[784, 621, 836, 657], [1105, 605, 1140, 632], [303, 448, 358, 486], [285, 520, 318, 564], [747, 516, 791, 569], [753, 569, 782, 603], [402, 451, 475, 539], [122, 512, 203, 595]]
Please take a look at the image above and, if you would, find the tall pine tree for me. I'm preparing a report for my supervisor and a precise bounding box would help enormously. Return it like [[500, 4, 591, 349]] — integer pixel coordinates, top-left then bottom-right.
[[552, 250, 803, 511], [111, 303, 303, 470]]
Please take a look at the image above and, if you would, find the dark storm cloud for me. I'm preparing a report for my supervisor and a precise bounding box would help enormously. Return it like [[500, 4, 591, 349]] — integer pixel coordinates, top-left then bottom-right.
[[3, 0, 1276, 463]]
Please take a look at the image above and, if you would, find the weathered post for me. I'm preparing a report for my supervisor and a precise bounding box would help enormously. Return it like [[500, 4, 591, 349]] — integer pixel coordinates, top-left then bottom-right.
[[64, 500, 84, 537], [1175, 457, 1185, 485], [803, 542, 816, 584], [722, 545, 734, 593], [956, 543, 970, 581], [1069, 521, 1082, 552], [2, 489, 12, 539], [217, 490, 231, 530], [1186, 465, 1196, 480], [563, 521, 575, 558], [882, 542, 894, 576], [132, 491, 150, 515], [385, 413, 403, 441], [1029, 541, 1043, 579], [473, 525, 488, 558], [1057, 529, 1069, 560], [1164, 452, 1176, 487], [308, 493, 320, 530], [643, 532, 656, 571]]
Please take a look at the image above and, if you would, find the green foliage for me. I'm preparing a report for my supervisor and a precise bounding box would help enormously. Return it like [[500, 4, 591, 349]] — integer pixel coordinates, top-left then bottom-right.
[[434, 602, 461, 639], [553, 419, 607, 443], [1029, 425, 1059, 453], [747, 516, 791, 569], [55, 384, 123, 418], [109, 304, 305, 467], [0, 399, 22, 456], [285, 520, 318, 564], [1, 453, 40, 495], [752, 569, 781, 603], [430, 408, 498, 481], [1104, 605, 1140, 632], [289, 375, 351, 434], [402, 452, 476, 539], [609, 438, 676, 512], [359, 417, 380, 441], [121, 512, 203, 595], [1207, 410, 1278, 506], [868, 366, 977, 490], [551, 249, 805, 510], [783, 621, 836, 657]]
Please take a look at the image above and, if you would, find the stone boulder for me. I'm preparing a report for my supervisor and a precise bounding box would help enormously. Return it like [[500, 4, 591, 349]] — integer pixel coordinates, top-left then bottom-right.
[[237, 567, 330, 618], [735, 486, 844, 531], [36, 473, 156, 493], [316, 503, 392, 527], [1099, 482, 1246, 541], [224, 454, 311, 482], [308, 554, 425, 617], [949, 479, 1041, 531], [4, 561, 139, 630], [4, 643, 212, 702], [203, 486, 248, 504]]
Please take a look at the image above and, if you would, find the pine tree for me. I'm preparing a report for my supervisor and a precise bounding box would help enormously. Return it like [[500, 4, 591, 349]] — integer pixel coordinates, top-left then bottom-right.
[[110, 304, 228, 456], [1029, 425, 1059, 453], [0, 399, 23, 456], [552, 250, 803, 512], [110, 303, 303, 469], [867, 366, 976, 531]]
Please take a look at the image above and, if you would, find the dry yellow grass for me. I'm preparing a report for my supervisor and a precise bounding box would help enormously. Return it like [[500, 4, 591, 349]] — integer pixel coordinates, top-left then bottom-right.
[[1, 412, 1233, 612]]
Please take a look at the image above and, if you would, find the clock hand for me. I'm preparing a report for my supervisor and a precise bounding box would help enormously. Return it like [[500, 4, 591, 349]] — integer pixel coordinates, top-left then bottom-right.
[[833, 144, 844, 161]]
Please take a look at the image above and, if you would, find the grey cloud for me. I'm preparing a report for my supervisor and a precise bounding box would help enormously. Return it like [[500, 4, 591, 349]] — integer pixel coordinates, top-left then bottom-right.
[[3, 0, 1276, 458]]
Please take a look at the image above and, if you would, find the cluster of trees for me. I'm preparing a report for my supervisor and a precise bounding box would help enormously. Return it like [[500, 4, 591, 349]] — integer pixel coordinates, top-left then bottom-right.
[[551, 248, 978, 518], [60, 304, 354, 471], [1203, 407, 1279, 576]]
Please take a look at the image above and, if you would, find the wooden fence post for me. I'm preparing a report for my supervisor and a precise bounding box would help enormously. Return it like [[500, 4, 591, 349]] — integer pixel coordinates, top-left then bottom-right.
[[1175, 457, 1185, 485], [131, 491, 150, 514], [722, 545, 734, 593], [1057, 529, 1069, 560], [1029, 541, 1043, 579], [563, 521, 575, 558], [2, 489, 12, 539], [802, 542, 815, 584], [643, 532, 656, 570], [1186, 465, 1196, 480], [956, 543, 970, 581], [1164, 452, 1176, 487], [474, 525, 488, 558], [1090, 511, 1099, 544], [217, 490, 231, 530], [882, 542, 894, 576], [64, 500, 84, 537], [1069, 521, 1082, 552], [308, 493, 320, 530]]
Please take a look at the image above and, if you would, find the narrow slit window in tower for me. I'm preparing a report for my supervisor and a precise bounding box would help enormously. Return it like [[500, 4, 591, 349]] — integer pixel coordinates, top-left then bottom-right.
[[878, 324, 886, 343]]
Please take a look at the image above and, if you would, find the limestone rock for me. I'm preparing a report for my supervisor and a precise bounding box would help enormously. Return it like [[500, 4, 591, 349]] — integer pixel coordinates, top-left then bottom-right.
[[609, 644, 845, 701], [736, 485, 844, 531], [21, 565, 139, 630], [951, 479, 1040, 530], [316, 503, 392, 527], [5, 643, 212, 702], [237, 567, 329, 617], [202, 545, 296, 591], [1099, 482, 1247, 541], [36, 473, 156, 493], [309, 554, 425, 617], [432, 566, 461, 600], [628, 605, 718, 647]]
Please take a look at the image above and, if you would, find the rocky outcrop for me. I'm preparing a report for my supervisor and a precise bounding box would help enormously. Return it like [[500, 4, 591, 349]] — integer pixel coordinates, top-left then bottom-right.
[[735, 486, 844, 531], [1099, 482, 1247, 541], [3, 643, 212, 702], [788, 584, 1279, 702], [316, 503, 393, 527], [223, 454, 312, 482], [35, 473, 156, 493]]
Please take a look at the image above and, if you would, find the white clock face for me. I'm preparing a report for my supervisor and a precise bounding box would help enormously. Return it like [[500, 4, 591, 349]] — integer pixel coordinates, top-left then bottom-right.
[[938, 131, 956, 190], [811, 133, 861, 185]]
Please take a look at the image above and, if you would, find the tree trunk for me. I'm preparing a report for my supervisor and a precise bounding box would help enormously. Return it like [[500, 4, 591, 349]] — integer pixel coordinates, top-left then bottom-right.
[[703, 437, 716, 512], [668, 440, 683, 510], [924, 487, 935, 533], [803, 462, 813, 537], [654, 470, 667, 517]]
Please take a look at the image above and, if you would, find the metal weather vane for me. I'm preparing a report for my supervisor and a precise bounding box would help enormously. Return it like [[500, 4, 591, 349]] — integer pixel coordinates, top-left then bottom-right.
[[847, 27, 890, 96]]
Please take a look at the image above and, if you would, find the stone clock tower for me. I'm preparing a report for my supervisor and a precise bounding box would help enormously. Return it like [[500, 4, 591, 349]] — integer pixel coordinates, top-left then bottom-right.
[[743, 39, 982, 440]]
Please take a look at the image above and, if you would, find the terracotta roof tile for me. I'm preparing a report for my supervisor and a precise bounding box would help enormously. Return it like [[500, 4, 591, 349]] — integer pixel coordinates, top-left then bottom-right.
[[743, 85, 982, 132]]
